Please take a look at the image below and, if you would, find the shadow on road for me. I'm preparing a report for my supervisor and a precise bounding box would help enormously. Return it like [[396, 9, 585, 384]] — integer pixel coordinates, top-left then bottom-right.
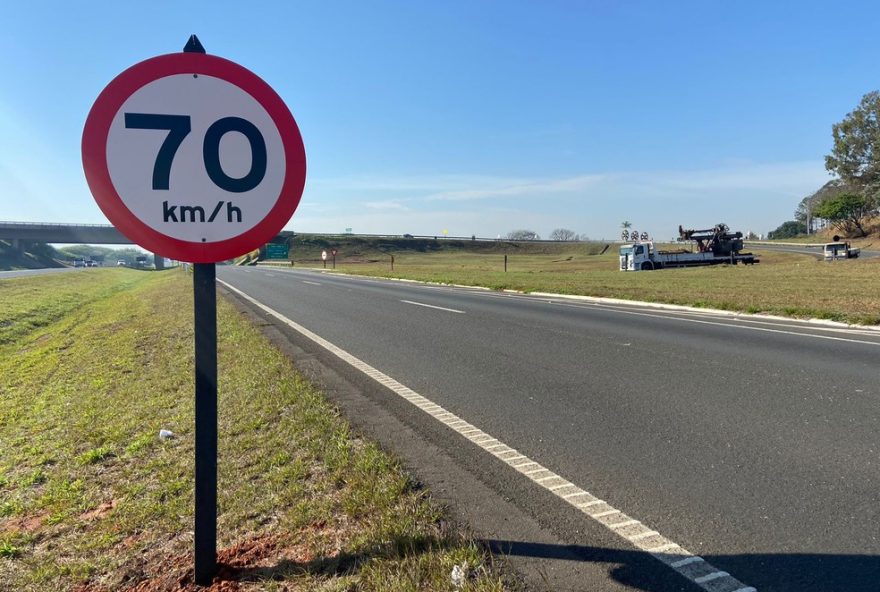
[[484, 538, 880, 592]]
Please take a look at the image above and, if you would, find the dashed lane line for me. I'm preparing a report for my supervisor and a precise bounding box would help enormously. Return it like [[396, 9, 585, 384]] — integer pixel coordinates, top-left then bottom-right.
[[217, 279, 757, 592], [400, 299, 465, 314]]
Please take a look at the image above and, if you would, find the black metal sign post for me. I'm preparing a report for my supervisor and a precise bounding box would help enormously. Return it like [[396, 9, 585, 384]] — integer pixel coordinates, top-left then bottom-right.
[[193, 261, 218, 586], [183, 34, 218, 587]]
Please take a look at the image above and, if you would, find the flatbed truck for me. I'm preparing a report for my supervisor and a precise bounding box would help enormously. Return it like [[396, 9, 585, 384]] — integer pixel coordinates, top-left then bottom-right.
[[619, 223, 759, 271]]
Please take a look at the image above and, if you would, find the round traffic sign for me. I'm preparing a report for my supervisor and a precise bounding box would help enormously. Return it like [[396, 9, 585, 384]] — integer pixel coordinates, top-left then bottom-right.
[[82, 52, 306, 263]]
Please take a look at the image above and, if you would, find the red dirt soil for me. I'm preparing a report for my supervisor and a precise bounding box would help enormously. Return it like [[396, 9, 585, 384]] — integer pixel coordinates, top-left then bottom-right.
[[73, 534, 315, 592]]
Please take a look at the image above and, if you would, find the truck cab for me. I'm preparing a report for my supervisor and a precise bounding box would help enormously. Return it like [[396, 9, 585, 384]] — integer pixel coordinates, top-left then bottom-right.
[[619, 243, 654, 271]]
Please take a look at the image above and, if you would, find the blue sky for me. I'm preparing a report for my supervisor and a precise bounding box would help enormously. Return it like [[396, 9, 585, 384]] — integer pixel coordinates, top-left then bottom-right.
[[2, 1, 878, 240]]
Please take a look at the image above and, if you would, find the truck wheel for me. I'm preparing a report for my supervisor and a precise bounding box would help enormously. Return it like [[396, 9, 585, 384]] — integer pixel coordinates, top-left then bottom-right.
[[640, 261, 654, 271]]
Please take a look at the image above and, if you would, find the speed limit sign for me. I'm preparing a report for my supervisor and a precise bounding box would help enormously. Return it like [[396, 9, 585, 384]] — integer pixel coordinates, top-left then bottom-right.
[[82, 50, 306, 262]]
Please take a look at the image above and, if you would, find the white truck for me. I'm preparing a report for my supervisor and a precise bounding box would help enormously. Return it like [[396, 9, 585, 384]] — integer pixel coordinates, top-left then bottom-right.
[[619, 223, 759, 271], [823, 241, 860, 260]]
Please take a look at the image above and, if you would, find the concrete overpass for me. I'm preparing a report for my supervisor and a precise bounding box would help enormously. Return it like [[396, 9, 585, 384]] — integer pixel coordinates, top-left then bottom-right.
[[0, 221, 164, 269]]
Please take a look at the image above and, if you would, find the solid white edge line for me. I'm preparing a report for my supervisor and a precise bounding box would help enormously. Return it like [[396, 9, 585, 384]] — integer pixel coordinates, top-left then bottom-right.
[[216, 278, 756, 592]]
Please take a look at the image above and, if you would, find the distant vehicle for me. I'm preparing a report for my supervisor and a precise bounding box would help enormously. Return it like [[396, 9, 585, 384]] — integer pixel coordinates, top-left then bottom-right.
[[823, 241, 860, 260], [73, 258, 86, 268], [403, 233, 414, 238], [619, 223, 758, 271], [117, 260, 126, 266], [86, 260, 97, 267]]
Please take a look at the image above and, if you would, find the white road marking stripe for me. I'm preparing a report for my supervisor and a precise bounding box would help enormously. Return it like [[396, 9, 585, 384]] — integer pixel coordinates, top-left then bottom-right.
[[303, 280, 322, 286], [535, 475, 562, 483], [671, 556, 704, 568], [694, 572, 730, 584], [265, 273, 276, 277], [647, 543, 680, 553], [400, 299, 465, 314], [512, 460, 538, 467], [628, 530, 660, 541], [563, 491, 590, 499], [591, 509, 621, 518], [542, 298, 880, 346], [609, 520, 640, 529], [217, 279, 757, 592], [548, 483, 573, 491], [731, 588, 758, 592]]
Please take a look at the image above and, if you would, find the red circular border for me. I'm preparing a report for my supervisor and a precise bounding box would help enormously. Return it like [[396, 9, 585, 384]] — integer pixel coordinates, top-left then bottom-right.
[[82, 52, 306, 263]]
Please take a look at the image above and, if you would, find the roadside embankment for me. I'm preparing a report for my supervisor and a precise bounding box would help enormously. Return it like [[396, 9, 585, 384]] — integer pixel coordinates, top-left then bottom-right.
[[0, 269, 506, 591]]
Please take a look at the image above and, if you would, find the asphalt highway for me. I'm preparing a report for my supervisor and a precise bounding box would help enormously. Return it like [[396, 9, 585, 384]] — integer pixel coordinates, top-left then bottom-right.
[[218, 266, 880, 592]]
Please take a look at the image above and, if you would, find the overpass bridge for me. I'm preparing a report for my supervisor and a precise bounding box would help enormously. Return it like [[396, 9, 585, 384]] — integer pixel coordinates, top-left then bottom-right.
[[0, 221, 166, 268], [0, 221, 129, 245]]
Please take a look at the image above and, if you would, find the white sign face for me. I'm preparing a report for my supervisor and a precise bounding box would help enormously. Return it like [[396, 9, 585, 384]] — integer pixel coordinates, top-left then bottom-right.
[[321, 250, 327, 261], [105, 74, 285, 243]]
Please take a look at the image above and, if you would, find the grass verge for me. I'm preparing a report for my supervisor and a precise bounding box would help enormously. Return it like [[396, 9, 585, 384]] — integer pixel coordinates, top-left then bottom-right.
[[323, 249, 880, 325], [0, 269, 506, 591]]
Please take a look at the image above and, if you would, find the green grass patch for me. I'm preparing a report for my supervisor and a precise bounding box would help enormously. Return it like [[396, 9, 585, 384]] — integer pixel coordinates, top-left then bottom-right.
[[0, 269, 505, 590]]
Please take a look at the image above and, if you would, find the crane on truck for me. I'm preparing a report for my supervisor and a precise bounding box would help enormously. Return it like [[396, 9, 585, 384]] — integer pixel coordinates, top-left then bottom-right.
[[619, 223, 759, 271]]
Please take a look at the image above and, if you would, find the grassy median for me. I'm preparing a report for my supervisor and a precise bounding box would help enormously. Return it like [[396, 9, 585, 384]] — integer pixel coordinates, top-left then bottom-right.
[[0, 269, 506, 591], [326, 248, 880, 325]]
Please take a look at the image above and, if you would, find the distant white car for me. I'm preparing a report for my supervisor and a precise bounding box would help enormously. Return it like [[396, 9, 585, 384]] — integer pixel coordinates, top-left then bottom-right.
[[117, 260, 126, 266]]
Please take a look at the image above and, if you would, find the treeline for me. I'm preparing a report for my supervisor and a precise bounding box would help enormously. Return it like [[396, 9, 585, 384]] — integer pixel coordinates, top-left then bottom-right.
[[770, 91, 880, 239]]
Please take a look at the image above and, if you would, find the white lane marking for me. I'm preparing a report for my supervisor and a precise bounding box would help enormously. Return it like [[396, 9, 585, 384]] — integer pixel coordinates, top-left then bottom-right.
[[648, 543, 682, 552], [609, 520, 641, 529], [217, 279, 756, 592], [265, 273, 276, 277], [592, 509, 621, 518], [672, 556, 705, 568], [400, 299, 465, 314], [541, 298, 880, 346], [303, 280, 322, 286], [694, 572, 730, 584]]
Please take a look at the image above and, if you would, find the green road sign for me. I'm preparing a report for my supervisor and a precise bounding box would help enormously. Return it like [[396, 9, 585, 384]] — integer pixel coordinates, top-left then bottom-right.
[[265, 243, 289, 259]]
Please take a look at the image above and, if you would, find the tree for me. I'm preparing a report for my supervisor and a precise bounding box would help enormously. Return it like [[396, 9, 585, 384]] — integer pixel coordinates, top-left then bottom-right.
[[795, 180, 842, 232], [506, 229, 540, 240], [825, 91, 880, 194], [549, 228, 578, 241], [767, 221, 807, 239], [813, 192, 877, 237]]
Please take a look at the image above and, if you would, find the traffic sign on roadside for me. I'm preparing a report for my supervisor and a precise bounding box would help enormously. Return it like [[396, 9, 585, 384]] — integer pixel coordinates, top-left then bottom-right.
[[265, 243, 289, 259], [321, 250, 327, 261], [81, 35, 306, 586], [82, 48, 306, 263]]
